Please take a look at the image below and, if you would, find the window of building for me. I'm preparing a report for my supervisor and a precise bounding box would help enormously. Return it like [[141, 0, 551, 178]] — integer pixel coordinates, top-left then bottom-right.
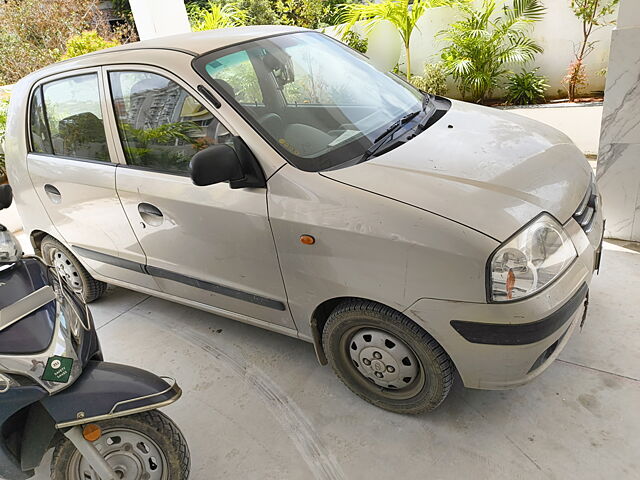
[[109, 71, 229, 174]]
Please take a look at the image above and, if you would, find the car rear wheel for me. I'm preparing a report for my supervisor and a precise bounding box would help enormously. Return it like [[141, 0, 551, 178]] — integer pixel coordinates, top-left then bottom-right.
[[41, 235, 107, 303], [323, 299, 454, 414]]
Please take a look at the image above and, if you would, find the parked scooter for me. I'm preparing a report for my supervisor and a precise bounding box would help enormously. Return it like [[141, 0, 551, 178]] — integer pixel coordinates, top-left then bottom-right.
[[0, 184, 190, 479]]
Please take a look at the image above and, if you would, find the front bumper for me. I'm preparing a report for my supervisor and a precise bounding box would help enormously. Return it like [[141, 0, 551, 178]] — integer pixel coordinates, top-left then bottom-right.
[[405, 205, 604, 390]]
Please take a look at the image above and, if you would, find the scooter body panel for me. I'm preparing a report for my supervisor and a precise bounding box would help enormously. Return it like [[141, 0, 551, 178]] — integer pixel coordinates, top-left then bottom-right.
[[39, 361, 179, 427], [0, 258, 56, 354]]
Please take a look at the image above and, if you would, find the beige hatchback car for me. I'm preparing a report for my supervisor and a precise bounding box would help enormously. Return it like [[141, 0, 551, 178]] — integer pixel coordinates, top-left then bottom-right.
[[5, 26, 604, 414]]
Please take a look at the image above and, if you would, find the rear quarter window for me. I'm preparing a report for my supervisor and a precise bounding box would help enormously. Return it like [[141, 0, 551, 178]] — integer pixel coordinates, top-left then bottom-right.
[[37, 73, 110, 162], [29, 86, 53, 155]]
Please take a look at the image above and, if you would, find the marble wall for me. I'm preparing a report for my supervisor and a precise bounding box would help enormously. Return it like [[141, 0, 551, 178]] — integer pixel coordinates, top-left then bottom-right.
[[597, 0, 640, 241]]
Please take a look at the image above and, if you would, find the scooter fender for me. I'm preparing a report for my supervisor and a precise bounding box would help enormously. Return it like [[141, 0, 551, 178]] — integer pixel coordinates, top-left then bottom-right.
[[39, 361, 181, 428], [0, 386, 48, 480]]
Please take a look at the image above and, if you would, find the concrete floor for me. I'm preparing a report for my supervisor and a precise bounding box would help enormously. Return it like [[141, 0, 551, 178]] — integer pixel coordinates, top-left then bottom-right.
[[507, 104, 603, 156], [28, 240, 639, 480]]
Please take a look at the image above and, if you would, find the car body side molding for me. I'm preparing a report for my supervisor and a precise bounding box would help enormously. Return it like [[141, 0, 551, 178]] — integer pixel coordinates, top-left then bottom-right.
[[73, 246, 287, 311]]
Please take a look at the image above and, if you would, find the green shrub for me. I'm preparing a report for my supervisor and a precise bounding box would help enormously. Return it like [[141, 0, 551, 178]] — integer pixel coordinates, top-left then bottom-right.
[[440, 0, 545, 103], [188, 1, 248, 30], [275, 0, 329, 29], [505, 68, 548, 105], [236, 0, 280, 25], [0, 0, 117, 85], [342, 31, 368, 54], [63, 31, 120, 60], [410, 62, 448, 96]]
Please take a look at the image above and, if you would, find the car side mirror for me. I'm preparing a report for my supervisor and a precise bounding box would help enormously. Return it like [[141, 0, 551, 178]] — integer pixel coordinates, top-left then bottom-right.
[[0, 185, 12, 211], [190, 144, 244, 187], [190, 138, 266, 189]]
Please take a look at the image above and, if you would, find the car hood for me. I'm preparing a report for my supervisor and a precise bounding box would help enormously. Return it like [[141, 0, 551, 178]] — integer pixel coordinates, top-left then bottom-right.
[[320, 100, 592, 241]]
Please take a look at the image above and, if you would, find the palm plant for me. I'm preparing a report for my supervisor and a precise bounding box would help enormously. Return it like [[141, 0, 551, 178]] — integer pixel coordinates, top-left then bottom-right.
[[440, 0, 546, 103], [188, 1, 248, 31], [338, 0, 464, 81]]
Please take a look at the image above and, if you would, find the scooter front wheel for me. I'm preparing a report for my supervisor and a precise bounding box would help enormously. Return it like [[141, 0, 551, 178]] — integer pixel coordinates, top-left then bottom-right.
[[51, 410, 190, 480]]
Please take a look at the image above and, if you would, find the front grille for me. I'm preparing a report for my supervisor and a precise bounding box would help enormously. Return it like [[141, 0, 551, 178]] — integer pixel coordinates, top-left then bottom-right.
[[573, 181, 599, 234]]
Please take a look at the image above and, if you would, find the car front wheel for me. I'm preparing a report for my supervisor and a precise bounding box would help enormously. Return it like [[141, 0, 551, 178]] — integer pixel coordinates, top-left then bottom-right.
[[323, 299, 454, 414]]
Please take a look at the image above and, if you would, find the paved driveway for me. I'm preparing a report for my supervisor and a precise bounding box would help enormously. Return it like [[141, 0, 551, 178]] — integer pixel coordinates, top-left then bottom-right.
[[35, 242, 639, 479]]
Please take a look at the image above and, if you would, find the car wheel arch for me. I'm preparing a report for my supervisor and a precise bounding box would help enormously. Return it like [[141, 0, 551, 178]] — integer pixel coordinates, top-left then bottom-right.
[[29, 229, 50, 257], [310, 296, 451, 368]]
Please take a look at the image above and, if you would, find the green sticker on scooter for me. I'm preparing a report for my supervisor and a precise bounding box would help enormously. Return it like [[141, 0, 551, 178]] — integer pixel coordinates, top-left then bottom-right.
[[42, 356, 73, 383]]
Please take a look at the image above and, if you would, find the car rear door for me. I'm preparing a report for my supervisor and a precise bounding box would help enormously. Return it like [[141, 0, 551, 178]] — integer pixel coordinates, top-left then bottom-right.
[[104, 65, 294, 330], [26, 68, 157, 290]]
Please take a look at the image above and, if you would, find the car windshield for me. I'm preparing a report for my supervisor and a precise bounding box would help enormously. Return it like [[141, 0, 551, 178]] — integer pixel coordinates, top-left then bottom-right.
[[193, 32, 424, 172]]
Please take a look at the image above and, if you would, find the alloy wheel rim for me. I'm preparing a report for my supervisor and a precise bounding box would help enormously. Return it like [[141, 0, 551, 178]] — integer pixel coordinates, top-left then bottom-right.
[[345, 327, 425, 399], [51, 248, 83, 294], [69, 428, 168, 480]]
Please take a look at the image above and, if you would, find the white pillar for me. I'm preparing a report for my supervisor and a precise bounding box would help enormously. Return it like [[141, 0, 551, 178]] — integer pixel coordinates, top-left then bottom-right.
[[129, 0, 191, 41], [597, 0, 640, 241]]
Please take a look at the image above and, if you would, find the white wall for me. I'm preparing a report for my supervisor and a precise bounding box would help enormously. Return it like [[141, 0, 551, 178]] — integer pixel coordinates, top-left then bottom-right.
[[326, 1, 617, 99], [129, 0, 191, 40]]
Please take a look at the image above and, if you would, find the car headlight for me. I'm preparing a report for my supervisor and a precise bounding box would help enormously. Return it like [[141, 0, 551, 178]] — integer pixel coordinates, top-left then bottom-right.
[[0, 227, 23, 269], [488, 214, 577, 302]]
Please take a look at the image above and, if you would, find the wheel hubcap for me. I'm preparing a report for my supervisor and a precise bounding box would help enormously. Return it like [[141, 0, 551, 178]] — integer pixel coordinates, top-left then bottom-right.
[[51, 249, 83, 293], [71, 429, 167, 480], [348, 328, 419, 390]]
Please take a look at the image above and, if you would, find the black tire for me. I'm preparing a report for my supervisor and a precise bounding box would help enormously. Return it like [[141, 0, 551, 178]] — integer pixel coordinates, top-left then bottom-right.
[[323, 299, 454, 414], [50, 410, 190, 480], [41, 235, 107, 303]]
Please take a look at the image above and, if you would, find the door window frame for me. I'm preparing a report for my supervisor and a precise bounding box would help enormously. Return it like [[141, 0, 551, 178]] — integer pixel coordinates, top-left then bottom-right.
[[26, 67, 121, 166], [101, 64, 236, 176]]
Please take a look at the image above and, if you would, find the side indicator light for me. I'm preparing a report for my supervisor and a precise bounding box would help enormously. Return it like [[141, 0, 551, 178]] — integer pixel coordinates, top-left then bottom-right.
[[300, 235, 315, 245]]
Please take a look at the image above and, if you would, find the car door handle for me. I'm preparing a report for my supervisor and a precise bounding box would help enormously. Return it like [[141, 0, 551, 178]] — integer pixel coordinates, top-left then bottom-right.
[[138, 202, 164, 226], [43, 184, 62, 204]]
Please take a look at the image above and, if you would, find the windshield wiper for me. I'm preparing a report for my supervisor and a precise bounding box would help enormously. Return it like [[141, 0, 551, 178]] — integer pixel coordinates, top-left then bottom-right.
[[374, 110, 420, 143], [360, 110, 420, 163], [412, 94, 438, 134]]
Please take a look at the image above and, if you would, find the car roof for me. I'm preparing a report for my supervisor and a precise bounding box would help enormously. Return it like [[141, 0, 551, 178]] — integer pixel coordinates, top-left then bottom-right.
[[105, 25, 307, 55], [21, 25, 307, 83]]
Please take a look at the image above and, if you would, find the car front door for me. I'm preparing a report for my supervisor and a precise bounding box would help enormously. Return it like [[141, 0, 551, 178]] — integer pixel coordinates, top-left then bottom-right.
[[105, 67, 294, 330], [26, 69, 157, 290]]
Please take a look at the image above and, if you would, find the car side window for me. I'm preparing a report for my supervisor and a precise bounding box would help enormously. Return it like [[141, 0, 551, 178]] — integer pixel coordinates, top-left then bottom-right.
[[108, 71, 231, 174], [29, 87, 54, 155], [42, 74, 110, 162]]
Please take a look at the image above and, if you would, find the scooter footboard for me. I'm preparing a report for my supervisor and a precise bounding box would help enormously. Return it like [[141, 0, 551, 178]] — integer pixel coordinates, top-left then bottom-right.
[[39, 361, 182, 428]]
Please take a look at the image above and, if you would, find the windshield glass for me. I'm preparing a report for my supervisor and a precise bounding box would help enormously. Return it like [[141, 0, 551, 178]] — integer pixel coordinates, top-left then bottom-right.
[[194, 32, 424, 171]]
